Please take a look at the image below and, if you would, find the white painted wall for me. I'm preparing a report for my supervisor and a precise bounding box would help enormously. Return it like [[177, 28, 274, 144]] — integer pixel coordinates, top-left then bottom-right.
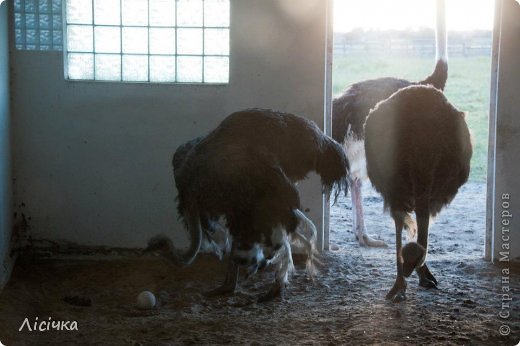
[[10, 0, 330, 249], [0, 1, 13, 289], [490, 0, 520, 262]]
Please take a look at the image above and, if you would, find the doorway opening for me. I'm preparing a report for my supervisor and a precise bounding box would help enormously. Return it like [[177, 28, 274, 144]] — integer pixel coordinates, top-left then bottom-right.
[[328, 0, 494, 261]]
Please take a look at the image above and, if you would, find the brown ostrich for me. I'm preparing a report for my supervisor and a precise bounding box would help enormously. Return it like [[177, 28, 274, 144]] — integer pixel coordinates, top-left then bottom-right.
[[364, 85, 472, 302], [147, 108, 349, 301], [332, 0, 447, 247]]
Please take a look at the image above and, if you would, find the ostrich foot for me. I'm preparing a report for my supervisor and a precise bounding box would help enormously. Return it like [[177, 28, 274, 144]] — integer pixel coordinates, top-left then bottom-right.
[[204, 261, 238, 297], [356, 232, 387, 247], [203, 283, 236, 297], [257, 282, 282, 303], [417, 264, 438, 289], [386, 276, 407, 303]]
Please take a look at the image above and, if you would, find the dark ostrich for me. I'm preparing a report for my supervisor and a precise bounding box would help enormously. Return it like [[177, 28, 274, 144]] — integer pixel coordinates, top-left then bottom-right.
[[332, 0, 447, 247], [148, 108, 349, 300], [364, 85, 472, 302]]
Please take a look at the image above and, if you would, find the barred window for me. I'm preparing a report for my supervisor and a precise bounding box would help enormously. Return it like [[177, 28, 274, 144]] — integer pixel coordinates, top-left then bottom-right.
[[64, 0, 230, 83], [14, 0, 64, 51]]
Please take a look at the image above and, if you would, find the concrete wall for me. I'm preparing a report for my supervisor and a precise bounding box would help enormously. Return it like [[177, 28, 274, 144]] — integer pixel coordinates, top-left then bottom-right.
[[0, 0, 13, 288], [491, 0, 520, 262], [10, 0, 330, 249]]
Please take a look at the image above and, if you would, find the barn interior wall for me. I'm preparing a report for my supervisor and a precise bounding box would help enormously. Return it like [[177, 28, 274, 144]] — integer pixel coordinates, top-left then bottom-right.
[[9, 0, 329, 249], [492, 0, 520, 262], [0, 1, 13, 289]]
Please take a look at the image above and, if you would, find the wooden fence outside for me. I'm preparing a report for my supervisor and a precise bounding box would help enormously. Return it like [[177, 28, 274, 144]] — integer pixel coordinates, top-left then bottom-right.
[[334, 36, 492, 57]]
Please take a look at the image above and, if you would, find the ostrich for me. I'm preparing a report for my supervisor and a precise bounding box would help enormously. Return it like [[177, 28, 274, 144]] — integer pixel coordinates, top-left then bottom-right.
[[332, 0, 447, 247], [364, 85, 472, 302], [148, 108, 349, 301]]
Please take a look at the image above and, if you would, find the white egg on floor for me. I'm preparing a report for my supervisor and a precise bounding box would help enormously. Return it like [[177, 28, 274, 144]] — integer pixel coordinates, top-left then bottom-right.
[[136, 291, 156, 310]]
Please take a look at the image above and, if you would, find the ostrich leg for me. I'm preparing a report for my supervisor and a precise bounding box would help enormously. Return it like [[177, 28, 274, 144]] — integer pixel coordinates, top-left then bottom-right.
[[401, 205, 438, 289], [204, 257, 239, 296], [258, 232, 293, 302], [351, 178, 386, 247], [386, 212, 407, 302], [415, 208, 438, 289]]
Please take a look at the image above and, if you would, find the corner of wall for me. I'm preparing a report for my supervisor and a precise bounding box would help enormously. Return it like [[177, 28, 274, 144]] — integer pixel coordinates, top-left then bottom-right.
[[0, 0, 14, 291]]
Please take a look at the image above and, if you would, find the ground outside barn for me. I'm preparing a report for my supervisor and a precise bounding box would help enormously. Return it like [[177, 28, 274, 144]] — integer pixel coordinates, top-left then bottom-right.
[[0, 182, 519, 345]]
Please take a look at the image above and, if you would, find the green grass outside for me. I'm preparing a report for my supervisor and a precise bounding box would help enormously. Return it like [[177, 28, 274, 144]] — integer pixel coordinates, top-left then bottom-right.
[[332, 54, 492, 182]]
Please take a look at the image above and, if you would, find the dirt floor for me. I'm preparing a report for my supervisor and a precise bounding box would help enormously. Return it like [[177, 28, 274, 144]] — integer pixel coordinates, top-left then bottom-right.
[[0, 182, 519, 345]]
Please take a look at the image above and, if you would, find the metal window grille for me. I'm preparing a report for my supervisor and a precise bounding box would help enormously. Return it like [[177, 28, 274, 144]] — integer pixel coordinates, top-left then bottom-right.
[[13, 0, 64, 51], [64, 0, 230, 83]]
